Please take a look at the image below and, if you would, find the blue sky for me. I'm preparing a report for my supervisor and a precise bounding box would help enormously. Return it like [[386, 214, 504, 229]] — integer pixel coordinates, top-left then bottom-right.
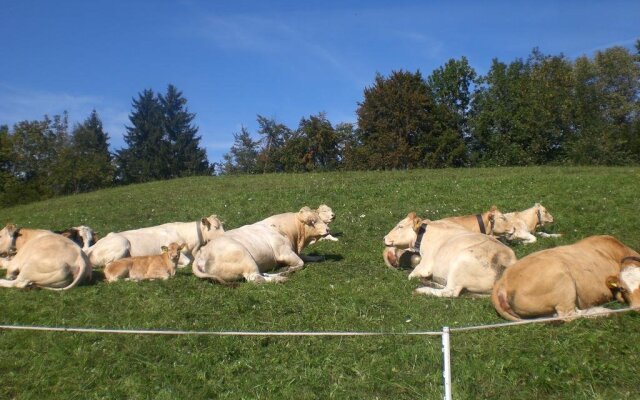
[[1, 0, 638, 163]]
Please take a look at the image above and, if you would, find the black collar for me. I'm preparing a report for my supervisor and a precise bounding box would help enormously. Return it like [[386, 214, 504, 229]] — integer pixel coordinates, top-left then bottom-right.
[[413, 223, 428, 251], [475, 214, 486, 234], [537, 208, 543, 226], [621, 256, 640, 264]]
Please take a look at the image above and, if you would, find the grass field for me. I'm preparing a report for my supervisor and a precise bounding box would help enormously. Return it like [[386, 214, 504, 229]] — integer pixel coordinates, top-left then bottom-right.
[[0, 166, 639, 399]]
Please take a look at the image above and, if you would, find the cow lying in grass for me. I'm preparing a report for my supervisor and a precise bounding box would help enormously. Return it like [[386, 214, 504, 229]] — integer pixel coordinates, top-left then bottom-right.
[[263, 204, 337, 260], [55, 226, 98, 251], [504, 203, 560, 244], [0, 224, 91, 290], [384, 213, 516, 297], [383, 206, 517, 270], [492, 235, 640, 321], [104, 242, 185, 282], [192, 207, 330, 284], [87, 215, 224, 268]]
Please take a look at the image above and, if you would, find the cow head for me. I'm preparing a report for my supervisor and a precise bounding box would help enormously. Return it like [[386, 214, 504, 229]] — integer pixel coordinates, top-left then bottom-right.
[[383, 212, 423, 250], [199, 215, 225, 243], [161, 242, 186, 265], [607, 260, 640, 309], [535, 203, 554, 226], [0, 224, 19, 256], [60, 226, 97, 251], [383, 247, 422, 269], [316, 204, 336, 224], [488, 206, 517, 239], [297, 207, 330, 243]]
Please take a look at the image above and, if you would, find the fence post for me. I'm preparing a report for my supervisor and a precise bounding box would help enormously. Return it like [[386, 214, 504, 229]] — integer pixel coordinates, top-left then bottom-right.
[[442, 326, 452, 400]]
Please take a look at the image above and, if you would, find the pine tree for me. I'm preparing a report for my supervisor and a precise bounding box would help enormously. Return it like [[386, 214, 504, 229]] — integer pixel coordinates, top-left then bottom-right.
[[159, 84, 212, 177], [116, 89, 168, 183], [66, 110, 114, 192]]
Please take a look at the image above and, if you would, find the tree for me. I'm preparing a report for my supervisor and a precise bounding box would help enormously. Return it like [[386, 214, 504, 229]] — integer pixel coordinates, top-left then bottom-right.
[[222, 126, 259, 174], [64, 110, 115, 193], [255, 115, 291, 173], [295, 112, 340, 171], [7, 114, 70, 202], [159, 84, 212, 177], [116, 89, 168, 183], [470, 50, 575, 165], [356, 70, 458, 169], [427, 57, 477, 140], [568, 46, 640, 164]]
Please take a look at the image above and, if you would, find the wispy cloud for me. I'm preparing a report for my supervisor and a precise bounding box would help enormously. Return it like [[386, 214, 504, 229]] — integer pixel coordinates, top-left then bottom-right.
[[198, 13, 365, 87], [0, 83, 129, 148]]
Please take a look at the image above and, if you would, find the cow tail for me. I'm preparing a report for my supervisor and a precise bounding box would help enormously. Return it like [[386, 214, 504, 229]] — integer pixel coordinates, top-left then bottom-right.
[[491, 280, 520, 321], [47, 252, 91, 291]]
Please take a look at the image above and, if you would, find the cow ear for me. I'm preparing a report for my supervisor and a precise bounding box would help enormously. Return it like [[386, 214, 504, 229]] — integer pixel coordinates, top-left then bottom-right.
[[413, 218, 424, 231], [201, 217, 212, 229], [6, 224, 18, 237], [161, 246, 168, 253], [488, 206, 498, 221], [297, 207, 316, 225]]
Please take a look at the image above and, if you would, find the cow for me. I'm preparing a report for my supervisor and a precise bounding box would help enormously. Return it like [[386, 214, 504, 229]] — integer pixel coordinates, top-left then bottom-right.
[[314, 204, 339, 243], [383, 206, 517, 270], [192, 207, 330, 284], [104, 242, 185, 282], [504, 203, 559, 244], [491, 235, 640, 321], [86, 215, 224, 268], [383, 212, 517, 297], [55, 226, 98, 251], [441, 205, 516, 237], [0, 224, 91, 290], [263, 205, 338, 259], [607, 257, 640, 308]]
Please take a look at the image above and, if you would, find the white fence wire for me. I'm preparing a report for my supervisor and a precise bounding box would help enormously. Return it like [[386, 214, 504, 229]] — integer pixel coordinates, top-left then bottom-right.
[[1, 306, 638, 400]]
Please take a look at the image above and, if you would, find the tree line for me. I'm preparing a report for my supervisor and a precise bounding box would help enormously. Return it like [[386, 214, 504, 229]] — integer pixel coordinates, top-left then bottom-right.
[[0, 84, 212, 207], [2, 42, 639, 207], [223, 42, 640, 173]]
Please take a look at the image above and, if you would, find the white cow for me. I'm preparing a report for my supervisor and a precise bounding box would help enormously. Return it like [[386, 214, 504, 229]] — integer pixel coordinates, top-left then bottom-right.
[[0, 224, 91, 290], [384, 213, 516, 297], [504, 203, 559, 244], [192, 207, 330, 284], [86, 215, 224, 268]]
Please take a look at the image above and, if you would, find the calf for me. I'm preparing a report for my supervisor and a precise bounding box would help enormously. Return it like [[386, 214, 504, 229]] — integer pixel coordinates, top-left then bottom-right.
[[104, 242, 185, 282]]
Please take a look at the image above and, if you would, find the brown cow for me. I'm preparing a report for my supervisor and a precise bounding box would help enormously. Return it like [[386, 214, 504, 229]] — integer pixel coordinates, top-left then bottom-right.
[[492, 235, 640, 320]]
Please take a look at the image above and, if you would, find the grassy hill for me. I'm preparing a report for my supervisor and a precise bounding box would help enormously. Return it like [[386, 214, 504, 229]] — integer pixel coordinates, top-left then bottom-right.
[[0, 166, 639, 399]]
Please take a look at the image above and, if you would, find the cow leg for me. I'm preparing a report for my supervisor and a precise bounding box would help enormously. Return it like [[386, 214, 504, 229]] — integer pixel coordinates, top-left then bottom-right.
[[0, 277, 30, 288], [521, 232, 537, 244], [414, 284, 464, 297], [276, 249, 305, 275], [537, 232, 562, 238], [244, 272, 288, 284]]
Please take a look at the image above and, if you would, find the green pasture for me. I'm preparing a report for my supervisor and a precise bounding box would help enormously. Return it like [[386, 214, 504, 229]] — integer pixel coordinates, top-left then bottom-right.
[[0, 166, 639, 399]]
